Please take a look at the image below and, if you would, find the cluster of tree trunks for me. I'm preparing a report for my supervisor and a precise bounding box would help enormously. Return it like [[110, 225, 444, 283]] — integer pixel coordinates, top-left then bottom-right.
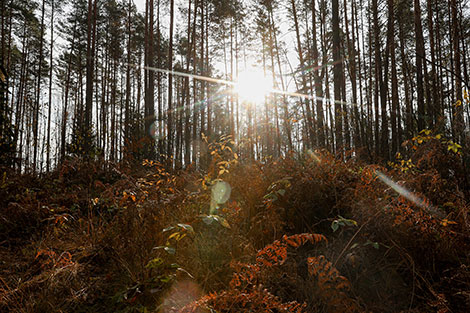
[[0, 0, 468, 172]]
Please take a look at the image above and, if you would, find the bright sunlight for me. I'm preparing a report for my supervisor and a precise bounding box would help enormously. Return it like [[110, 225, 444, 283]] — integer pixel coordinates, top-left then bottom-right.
[[233, 67, 273, 104]]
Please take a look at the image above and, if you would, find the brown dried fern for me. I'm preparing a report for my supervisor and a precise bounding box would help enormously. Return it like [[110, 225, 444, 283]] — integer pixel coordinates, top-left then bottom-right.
[[307, 255, 360, 313]]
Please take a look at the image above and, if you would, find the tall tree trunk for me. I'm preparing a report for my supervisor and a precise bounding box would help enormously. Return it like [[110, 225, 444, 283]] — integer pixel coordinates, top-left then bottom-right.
[[343, 0, 360, 150], [311, 0, 325, 148], [205, 2, 211, 142], [426, 0, 439, 128], [156, 0, 163, 158], [397, 11, 412, 140], [85, 0, 97, 154], [1, 0, 5, 63], [184, 0, 194, 166], [270, 9, 293, 151], [125, 0, 132, 155], [290, 0, 315, 149], [332, 0, 343, 154], [451, 0, 464, 141], [167, 0, 174, 163], [61, 21, 77, 162], [387, 0, 399, 156], [267, 12, 280, 157], [34, 0, 46, 170], [200, 0, 207, 167], [191, 0, 199, 166], [144, 0, 156, 159], [372, 0, 389, 159], [46, 0, 54, 171], [414, 0, 426, 131]]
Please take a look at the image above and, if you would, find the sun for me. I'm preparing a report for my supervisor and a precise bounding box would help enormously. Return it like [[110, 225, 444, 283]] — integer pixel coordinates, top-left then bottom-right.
[[233, 68, 273, 104]]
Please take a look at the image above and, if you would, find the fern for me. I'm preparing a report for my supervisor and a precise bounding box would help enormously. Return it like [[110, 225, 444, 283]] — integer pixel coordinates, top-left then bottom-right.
[[180, 233, 361, 313], [180, 289, 306, 313], [256, 233, 327, 267], [307, 255, 359, 312]]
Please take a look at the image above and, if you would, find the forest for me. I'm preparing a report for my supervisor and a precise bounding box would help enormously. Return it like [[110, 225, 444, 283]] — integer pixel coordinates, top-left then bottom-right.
[[0, 0, 469, 312]]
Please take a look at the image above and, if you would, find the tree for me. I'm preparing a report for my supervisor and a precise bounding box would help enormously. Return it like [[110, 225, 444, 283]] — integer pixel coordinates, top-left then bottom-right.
[[167, 0, 175, 162], [387, 0, 399, 156], [331, 0, 343, 154], [84, 0, 98, 156], [414, 0, 426, 132], [144, 0, 156, 159]]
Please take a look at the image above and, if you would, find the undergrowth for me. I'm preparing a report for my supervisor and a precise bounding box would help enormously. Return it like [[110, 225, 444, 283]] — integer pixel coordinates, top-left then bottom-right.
[[1, 134, 469, 312]]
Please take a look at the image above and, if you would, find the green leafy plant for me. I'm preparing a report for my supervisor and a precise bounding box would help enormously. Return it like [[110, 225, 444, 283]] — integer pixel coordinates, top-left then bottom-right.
[[331, 216, 358, 232]]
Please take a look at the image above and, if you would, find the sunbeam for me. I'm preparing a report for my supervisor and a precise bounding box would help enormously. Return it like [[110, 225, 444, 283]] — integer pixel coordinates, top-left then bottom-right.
[[131, 63, 358, 110]]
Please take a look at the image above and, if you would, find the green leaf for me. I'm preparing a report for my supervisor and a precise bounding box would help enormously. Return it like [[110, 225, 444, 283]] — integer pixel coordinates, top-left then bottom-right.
[[146, 258, 164, 269], [350, 243, 359, 249], [160, 275, 173, 283], [202, 215, 215, 225], [162, 226, 175, 233], [164, 247, 176, 255], [201, 215, 231, 229], [214, 215, 231, 229], [177, 223, 194, 234], [364, 239, 380, 250], [344, 219, 358, 227], [332, 216, 358, 231], [331, 221, 339, 232], [263, 192, 278, 201], [152, 246, 176, 255]]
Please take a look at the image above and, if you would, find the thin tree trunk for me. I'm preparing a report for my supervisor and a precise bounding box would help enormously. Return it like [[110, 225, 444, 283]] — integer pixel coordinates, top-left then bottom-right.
[[167, 0, 174, 164], [184, 0, 194, 166], [61, 20, 77, 162], [125, 0, 132, 155], [85, 0, 97, 154], [451, 0, 464, 141], [46, 0, 54, 171], [156, 0, 163, 158], [271, 9, 293, 151], [332, 0, 343, 154], [387, 0, 399, 156], [191, 0, 199, 166], [397, 11, 412, 139], [414, 0, 426, 131], [311, 0, 324, 148], [34, 0, 46, 170], [290, 0, 315, 149], [343, 0, 361, 151]]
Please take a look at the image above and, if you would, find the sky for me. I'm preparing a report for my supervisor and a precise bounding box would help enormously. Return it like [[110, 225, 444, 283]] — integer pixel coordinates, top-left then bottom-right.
[[134, 0, 145, 13]]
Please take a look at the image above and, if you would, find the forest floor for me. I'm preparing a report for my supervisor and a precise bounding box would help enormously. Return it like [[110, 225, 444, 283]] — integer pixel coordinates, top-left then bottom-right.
[[1, 135, 470, 313]]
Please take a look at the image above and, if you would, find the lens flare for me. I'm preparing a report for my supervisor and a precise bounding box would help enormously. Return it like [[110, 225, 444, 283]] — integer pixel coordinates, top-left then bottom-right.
[[375, 171, 427, 209], [307, 149, 321, 163], [149, 121, 157, 139], [210, 180, 231, 214], [211, 180, 231, 204], [161, 280, 202, 313], [149, 119, 168, 140], [375, 170, 444, 218]]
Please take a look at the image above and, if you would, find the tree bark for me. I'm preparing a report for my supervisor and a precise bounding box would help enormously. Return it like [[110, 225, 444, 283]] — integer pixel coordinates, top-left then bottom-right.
[[291, 0, 315, 149], [167, 0, 174, 163], [85, 0, 97, 155], [34, 0, 46, 170], [46, 0, 54, 171], [414, 0, 426, 131], [332, 0, 343, 154]]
